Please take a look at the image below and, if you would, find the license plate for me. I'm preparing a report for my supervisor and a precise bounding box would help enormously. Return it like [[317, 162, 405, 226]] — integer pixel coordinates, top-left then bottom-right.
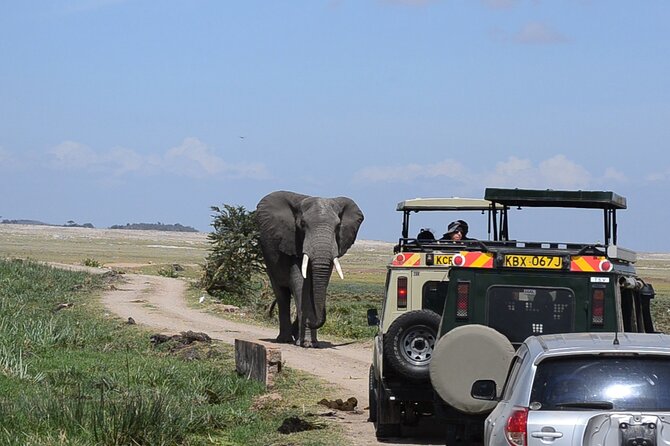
[[504, 255, 563, 269], [433, 255, 453, 265]]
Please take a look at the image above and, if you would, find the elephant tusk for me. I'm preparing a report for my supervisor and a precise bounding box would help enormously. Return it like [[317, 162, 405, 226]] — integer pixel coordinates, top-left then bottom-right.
[[333, 257, 344, 280], [302, 254, 309, 279]]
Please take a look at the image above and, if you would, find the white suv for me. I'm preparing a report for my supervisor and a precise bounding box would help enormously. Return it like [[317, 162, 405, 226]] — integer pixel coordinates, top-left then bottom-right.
[[473, 332, 670, 446]]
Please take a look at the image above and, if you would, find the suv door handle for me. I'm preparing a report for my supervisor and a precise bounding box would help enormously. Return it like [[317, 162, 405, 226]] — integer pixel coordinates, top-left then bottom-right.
[[531, 431, 563, 439]]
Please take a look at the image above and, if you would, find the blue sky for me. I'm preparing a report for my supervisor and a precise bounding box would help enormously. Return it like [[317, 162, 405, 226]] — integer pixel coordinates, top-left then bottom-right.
[[1, 0, 669, 251]]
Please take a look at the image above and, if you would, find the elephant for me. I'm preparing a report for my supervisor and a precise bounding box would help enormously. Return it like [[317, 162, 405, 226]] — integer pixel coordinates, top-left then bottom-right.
[[256, 191, 364, 348]]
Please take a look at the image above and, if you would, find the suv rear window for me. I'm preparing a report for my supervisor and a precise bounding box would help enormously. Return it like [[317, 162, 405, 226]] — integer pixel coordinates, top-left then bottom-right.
[[530, 356, 670, 411], [487, 287, 574, 343]]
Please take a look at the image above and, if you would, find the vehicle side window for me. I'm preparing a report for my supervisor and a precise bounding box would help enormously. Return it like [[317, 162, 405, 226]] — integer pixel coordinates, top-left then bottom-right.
[[423, 281, 448, 316], [501, 346, 528, 401]]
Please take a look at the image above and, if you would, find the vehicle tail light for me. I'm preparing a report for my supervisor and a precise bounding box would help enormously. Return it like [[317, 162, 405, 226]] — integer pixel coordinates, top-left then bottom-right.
[[504, 407, 528, 446], [591, 288, 605, 326], [397, 276, 408, 309], [456, 282, 469, 319], [599, 259, 613, 272]]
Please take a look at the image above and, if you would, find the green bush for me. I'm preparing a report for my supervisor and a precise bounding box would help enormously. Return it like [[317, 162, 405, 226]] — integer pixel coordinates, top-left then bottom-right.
[[82, 258, 101, 268], [157, 266, 178, 278], [200, 205, 265, 301]]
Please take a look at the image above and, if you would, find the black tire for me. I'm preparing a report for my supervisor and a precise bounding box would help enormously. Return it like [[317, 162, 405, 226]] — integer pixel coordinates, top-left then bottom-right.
[[383, 309, 441, 382], [375, 378, 401, 440], [368, 365, 377, 422]]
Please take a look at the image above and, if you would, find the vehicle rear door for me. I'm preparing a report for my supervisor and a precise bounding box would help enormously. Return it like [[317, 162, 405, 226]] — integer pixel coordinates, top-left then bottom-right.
[[526, 411, 588, 445]]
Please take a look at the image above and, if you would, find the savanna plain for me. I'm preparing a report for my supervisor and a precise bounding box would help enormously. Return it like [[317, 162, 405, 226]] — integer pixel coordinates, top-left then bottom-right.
[[1, 224, 670, 445]]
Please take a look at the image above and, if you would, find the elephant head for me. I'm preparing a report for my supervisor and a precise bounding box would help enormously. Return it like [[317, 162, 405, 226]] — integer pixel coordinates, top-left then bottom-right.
[[256, 191, 364, 331]]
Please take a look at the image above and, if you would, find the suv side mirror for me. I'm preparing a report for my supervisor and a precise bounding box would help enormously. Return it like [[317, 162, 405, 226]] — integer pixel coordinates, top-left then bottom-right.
[[367, 308, 379, 326], [471, 380, 497, 401]]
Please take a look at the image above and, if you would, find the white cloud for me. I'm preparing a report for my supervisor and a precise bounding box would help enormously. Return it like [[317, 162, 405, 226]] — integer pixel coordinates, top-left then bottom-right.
[[44, 138, 269, 180], [63, 0, 129, 13], [355, 154, 600, 190], [107, 147, 145, 175], [48, 141, 99, 169], [514, 22, 568, 44], [538, 155, 590, 188], [162, 137, 270, 179], [602, 167, 627, 183], [481, 0, 520, 10], [0, 147, 9, 164], [646, 168, 670, 182], [380, 0, 435, 6], [163, 137, 228, 177], [353, 158, 468, 183]]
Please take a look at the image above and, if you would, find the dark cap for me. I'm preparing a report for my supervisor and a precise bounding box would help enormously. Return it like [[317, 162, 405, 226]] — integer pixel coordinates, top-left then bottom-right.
[[447, 221, 461, 234], [447, 220, 468, 236]]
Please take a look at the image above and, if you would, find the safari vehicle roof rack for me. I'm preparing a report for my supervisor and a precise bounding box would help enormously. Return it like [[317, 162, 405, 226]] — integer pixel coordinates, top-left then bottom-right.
[[485, 188, 627, 248], [397, 198, 501, 241], [397, 198, 502, 212]]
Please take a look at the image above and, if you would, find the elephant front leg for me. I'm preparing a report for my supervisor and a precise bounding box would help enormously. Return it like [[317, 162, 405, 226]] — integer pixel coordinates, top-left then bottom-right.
[[301, 327, 319, 348], [296, 301, 320, 348], [274, 288, 294, 344]]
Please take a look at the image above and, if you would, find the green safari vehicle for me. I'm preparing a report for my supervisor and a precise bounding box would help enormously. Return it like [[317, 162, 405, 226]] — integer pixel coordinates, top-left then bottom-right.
[[369, 188, 657, 443]]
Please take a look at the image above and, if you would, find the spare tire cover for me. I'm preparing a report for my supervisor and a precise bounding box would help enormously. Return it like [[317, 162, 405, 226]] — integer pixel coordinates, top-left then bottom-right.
[[429, 324, 514, 414]]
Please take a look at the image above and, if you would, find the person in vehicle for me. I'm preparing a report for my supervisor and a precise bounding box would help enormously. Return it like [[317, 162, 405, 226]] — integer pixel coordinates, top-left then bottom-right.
[[440, 220, 470, 241], [416, 228, 436, 242]]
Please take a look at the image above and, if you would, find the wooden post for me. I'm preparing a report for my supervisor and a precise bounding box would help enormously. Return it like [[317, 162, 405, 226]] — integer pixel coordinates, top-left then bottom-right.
[[234, 339, 282, 388]]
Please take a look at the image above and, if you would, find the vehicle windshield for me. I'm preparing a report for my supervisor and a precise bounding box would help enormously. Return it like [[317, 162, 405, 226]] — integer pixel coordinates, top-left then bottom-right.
[[530, 355, 670, 411], [487, 287, 575, 344]]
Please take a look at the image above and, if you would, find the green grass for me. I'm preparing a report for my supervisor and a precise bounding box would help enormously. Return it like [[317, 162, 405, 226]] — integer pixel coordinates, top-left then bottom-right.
[[0, 259, 343, 446]]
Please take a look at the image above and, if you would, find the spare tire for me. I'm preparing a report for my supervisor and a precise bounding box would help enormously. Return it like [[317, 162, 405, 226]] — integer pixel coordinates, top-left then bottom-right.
[[429, 324, 514, 415], [383, 310, 441, 382]]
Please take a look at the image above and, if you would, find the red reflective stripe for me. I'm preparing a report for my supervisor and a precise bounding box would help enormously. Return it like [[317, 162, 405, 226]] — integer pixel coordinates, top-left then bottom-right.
[[461, 252, 493, 268], [571, 256, 605, 272], [392, 253, 422, 266]]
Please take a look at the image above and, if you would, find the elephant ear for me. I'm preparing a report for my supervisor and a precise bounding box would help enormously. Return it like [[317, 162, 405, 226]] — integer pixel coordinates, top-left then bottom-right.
[[334, 197, 364, 257], [256, 191, 309, 257]]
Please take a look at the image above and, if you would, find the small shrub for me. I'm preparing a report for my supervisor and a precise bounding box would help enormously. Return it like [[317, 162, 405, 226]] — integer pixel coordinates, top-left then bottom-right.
[[82, 258, 101, 268], [200, 205, 265, 300], [157, 266, 178, 278]]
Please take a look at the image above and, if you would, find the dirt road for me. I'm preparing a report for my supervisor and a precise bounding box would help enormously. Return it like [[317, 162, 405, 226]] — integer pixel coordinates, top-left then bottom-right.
[[96, 271, 442, 446]]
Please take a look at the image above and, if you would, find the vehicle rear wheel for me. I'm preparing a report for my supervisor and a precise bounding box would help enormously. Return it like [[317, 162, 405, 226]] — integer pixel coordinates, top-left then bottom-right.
[[383, 309, 441, 382]]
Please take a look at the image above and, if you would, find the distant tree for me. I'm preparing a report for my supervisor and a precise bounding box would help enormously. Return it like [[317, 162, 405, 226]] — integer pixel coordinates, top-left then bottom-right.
[[109, 222, 197, 232], [200, 205, 265, 299]]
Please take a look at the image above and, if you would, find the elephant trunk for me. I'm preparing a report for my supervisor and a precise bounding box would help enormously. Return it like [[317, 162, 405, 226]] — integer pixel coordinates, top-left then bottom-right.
[[306, 258, 332, 329]]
